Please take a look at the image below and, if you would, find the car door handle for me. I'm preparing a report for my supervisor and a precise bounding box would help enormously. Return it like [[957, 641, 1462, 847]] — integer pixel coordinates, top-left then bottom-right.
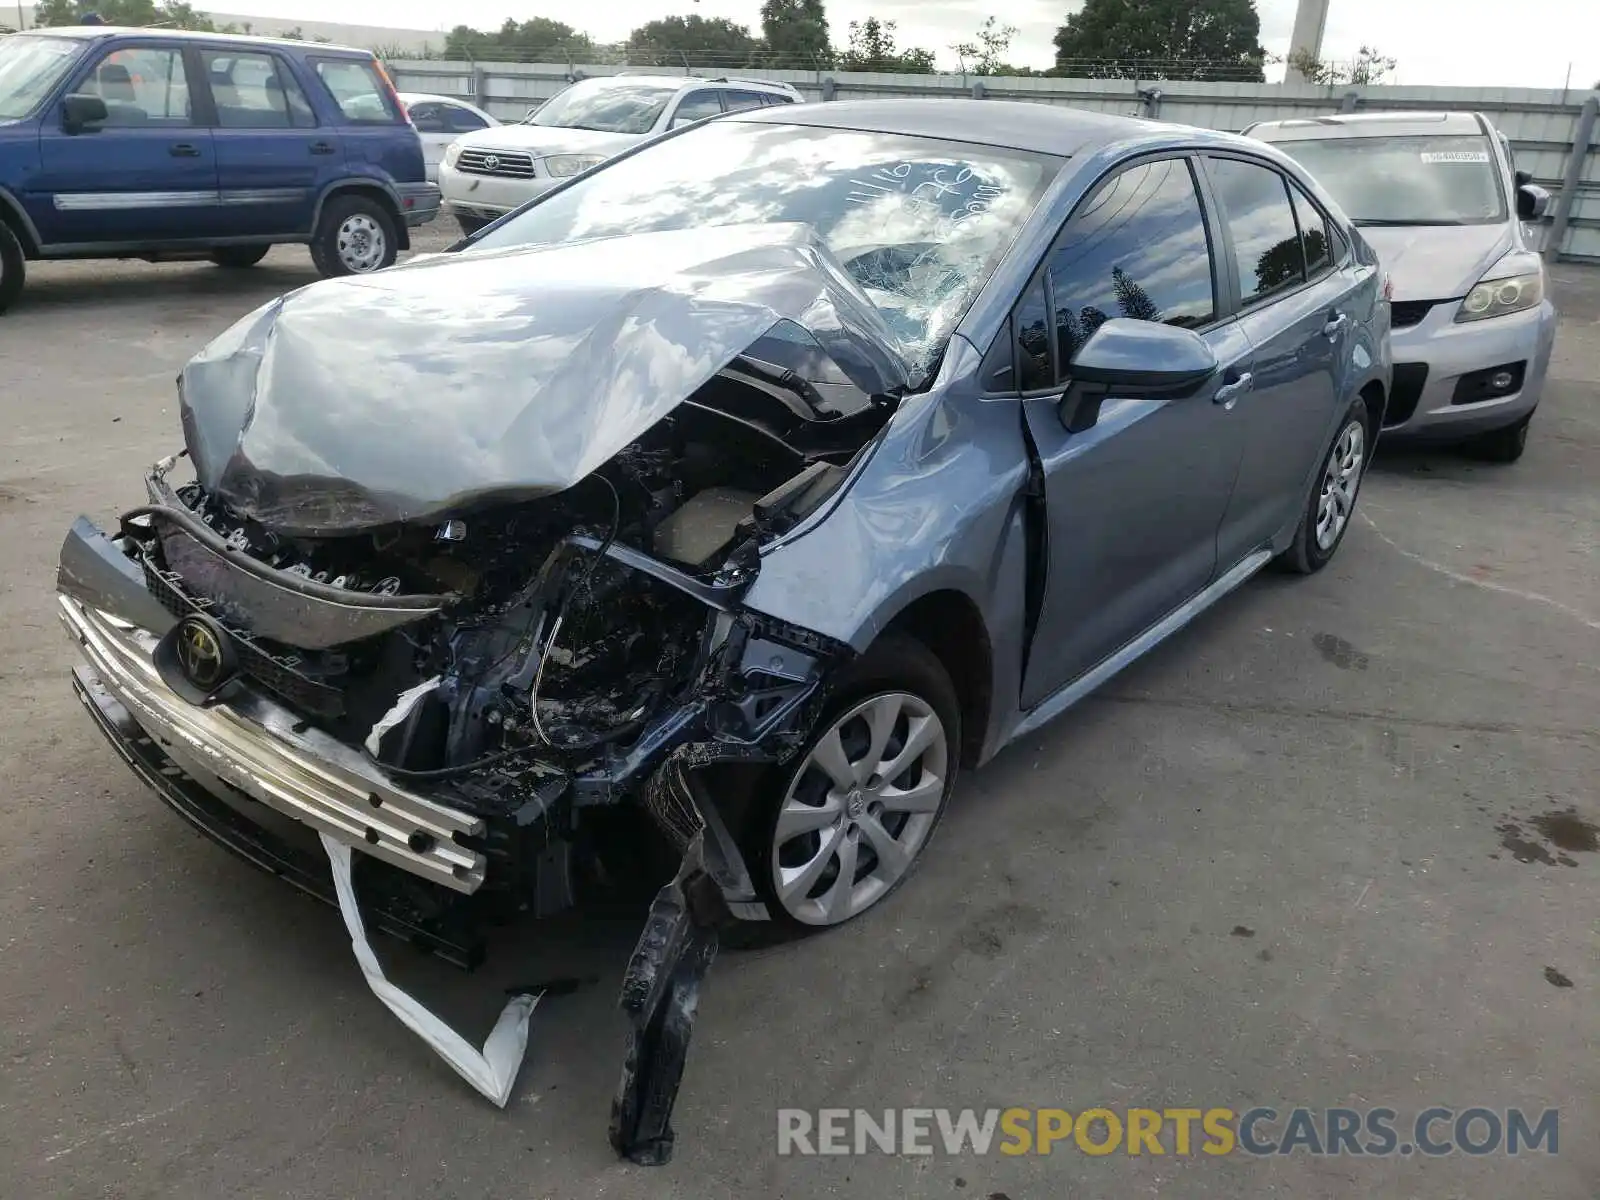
[[1322, 313, 1350, 339], [169, 143, 201, 157], [309, 141, 337, 155], [1213, 372, 1253, 408]]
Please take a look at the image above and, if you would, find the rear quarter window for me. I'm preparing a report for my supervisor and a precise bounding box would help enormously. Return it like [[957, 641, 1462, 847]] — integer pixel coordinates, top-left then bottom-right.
[[312, 57, 400, 124]]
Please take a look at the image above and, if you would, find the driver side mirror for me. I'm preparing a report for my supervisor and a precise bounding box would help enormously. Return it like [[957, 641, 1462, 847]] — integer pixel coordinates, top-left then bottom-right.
[[1059, 319, 1219, 433], [1516, 183, 1550, 220], [1069, 319, 1218, 389], [62, 93, 108, 134]]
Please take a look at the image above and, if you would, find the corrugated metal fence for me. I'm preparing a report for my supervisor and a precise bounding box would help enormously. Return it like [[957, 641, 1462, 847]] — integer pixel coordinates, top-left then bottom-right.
[[391, 59, 1600, 261]]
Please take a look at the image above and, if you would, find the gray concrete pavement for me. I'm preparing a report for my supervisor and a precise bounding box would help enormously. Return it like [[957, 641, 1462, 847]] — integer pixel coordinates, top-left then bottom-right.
[[1, 237, 1596, 1199]]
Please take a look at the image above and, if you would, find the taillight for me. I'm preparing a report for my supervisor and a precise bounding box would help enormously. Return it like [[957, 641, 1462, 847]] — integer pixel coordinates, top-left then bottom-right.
[[1381, 272, 1393, 302], [374, 58, 411, 126]]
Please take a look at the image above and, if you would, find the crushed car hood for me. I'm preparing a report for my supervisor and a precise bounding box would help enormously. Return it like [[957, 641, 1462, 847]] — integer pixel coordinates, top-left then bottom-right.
[[1358, 223, 1513, 301], [180, 223, 912, 535]]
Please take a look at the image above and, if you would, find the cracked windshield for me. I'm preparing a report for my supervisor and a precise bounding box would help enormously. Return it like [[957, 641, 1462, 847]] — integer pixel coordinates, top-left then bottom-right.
[[470, 121, 1061, 378]]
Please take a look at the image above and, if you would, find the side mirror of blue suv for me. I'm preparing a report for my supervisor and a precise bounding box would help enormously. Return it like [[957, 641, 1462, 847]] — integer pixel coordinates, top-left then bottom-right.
[[0, 27, 440, 314]]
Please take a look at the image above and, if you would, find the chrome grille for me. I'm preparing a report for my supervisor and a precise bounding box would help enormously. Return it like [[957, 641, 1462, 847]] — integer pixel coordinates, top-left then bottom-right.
[[456, 148, 537, 179]]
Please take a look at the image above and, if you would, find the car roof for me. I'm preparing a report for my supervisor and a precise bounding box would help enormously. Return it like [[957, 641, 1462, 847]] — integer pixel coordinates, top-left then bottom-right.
[[1246, 111, 1487, 142], [19, 26, 370, 55], [734, 98, 1208, 156], [591, 73, 797, 93]]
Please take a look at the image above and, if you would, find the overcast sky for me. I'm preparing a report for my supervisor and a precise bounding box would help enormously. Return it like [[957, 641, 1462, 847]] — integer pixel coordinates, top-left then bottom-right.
[[229, 0, 1599, 89]]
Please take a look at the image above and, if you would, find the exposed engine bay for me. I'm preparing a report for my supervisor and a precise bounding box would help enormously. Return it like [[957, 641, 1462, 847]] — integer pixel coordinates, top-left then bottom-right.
[[131, 353, 891, 883]]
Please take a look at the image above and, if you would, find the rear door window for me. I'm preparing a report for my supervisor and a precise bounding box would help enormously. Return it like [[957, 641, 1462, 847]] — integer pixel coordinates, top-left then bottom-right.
[[1288, 183, 1333, 279], [201, 49, 316, 129], [313, 57, 400, 124], [1207, 157, 1305, 304], [1044, 156, 1217, 372], [724, 89, 770, 113], [669, 90, 724, 128]]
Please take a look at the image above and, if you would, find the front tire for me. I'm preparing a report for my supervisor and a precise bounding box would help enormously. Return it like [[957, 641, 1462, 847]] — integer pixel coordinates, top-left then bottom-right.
[[1465, 414, 1531, 463], [0, 220, 25, 315], [1276, 397, 1370, 575], [737, 634, 960, 931], [209, 245, 270, 269], [310, 196, 398, 278]]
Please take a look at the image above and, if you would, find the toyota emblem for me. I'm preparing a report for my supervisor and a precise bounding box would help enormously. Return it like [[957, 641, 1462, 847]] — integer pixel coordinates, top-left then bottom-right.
[[481, 154, 500, 171], [155, 612, 240, 704]]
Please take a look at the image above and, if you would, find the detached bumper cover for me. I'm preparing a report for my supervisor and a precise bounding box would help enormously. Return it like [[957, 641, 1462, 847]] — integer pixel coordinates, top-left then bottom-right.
[[58, 593, 487, 894]]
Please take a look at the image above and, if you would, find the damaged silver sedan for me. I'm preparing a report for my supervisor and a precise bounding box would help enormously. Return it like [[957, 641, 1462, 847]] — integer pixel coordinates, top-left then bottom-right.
[[56, 100, 1390, 1160]]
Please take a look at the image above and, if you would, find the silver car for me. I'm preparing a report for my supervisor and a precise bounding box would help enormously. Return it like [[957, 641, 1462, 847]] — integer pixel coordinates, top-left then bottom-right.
[[56, 100, 1390, 1157], [1246, 112, 1556, 462]]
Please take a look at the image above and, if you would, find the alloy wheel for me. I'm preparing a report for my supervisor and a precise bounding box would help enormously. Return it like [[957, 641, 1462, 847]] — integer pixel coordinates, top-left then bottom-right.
[[771, 691, 949, 926], [337, 214, 388, 273], [1315, 419, 1366, 551]]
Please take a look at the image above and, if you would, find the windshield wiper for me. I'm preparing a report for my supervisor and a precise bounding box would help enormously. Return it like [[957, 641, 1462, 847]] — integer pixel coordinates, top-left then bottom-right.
[[1353, 218, 1468, 227]]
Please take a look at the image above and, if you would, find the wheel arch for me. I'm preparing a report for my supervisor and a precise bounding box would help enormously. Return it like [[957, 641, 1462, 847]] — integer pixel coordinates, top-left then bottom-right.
[[1358, 377, 1386, 435], [878, 588, 994, 769], [311, 181, 411, 251], [0, 188, 41, 258]]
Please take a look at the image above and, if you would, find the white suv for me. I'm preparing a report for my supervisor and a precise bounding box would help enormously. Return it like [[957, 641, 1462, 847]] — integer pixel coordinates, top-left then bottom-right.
[[439, 74, 803, 234]]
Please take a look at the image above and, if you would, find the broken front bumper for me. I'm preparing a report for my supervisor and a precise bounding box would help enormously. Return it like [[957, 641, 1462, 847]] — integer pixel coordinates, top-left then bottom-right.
[[58, 592, 487, 894]]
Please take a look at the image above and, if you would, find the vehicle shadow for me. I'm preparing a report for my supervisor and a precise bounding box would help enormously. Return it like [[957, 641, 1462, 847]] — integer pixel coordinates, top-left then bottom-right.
[[16, 260, 321, 315], [1366, 437, 1501, 482]]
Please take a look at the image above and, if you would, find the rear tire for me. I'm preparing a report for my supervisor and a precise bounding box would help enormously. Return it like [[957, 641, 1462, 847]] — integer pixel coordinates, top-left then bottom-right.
[[0, 220, 25, 315], [209, 245, 270, 269], [729, 633, 961, 933], [310, 195, 398, 277], [1275, 396, 1371, 575], [1465, 414, 1531, 463]]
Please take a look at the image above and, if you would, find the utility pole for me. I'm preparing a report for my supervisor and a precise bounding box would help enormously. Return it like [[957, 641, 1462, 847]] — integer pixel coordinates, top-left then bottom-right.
[[1284, 0, 1331, 83]]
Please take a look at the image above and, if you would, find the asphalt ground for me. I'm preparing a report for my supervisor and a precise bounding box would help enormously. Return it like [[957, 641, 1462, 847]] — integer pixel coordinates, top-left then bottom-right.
[[1, 230, 1596, 1199]]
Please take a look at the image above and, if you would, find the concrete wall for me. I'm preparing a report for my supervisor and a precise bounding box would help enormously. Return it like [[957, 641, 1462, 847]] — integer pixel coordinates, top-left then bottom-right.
[[390, 59, 1600, 261]]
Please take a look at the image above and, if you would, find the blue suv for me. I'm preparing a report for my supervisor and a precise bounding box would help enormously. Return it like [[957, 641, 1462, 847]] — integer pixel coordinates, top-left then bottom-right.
[[0, 27, 440, 313]]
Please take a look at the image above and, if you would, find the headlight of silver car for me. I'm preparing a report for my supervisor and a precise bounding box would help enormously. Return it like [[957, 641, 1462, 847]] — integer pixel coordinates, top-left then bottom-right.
[[442, 141, 464, 168], [542, 153, 606, 178], [1455, 269, 1544, 323]]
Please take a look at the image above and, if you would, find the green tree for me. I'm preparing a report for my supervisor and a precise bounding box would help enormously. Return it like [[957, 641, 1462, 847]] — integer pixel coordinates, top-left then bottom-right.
[[1053, 0, 1266, 81], [952, 16, 1019, 76], [1112, 266, 1162, 321], [1288, 44, 1396, 86], [761, 0, 830, 69], [444, 19, 594, 64], [836, 18, 935, 74], [626, 15, 762, 70], [33, 0, 215, 28]]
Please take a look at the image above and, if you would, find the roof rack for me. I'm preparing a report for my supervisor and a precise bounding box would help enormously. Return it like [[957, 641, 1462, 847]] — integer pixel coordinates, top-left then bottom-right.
[[709, 76, 802, 92]]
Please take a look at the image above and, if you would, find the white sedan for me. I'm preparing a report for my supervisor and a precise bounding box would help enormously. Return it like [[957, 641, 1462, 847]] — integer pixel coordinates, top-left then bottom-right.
[[398, 92, 501, 183]]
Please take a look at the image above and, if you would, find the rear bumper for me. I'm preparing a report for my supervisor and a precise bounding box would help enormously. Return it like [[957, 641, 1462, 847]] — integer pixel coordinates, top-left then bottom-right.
[[394, 181, 442, 228], [1381, 298, 1557, 440], [58, 589, 487, 894]]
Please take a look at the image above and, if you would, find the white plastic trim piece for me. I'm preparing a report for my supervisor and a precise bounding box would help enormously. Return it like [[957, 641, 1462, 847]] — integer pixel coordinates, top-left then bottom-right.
[[320, 832, 537, 1107]]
